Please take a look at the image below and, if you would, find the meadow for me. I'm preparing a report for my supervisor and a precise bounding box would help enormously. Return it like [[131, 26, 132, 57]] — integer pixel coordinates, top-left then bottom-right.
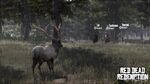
[[0, 40, 150, 84]]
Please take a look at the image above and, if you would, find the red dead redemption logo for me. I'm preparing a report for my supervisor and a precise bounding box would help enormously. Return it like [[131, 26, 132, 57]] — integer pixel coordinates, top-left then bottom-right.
[[117, 67, 149, 80]]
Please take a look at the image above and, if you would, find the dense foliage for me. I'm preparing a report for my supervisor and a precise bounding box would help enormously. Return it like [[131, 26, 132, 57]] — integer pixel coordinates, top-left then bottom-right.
[[0, 0, 150, 41]]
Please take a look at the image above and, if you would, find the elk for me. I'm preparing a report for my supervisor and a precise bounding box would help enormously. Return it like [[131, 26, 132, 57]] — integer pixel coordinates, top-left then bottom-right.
[[32, 23, 63, 74], [93, 34, 98, 43], [105, 34, 110, 43]]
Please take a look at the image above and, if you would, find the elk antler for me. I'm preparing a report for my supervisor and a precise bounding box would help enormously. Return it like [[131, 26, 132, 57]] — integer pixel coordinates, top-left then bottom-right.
[[32, 24, 52, 39], [54, 23, 61, 32], [52, 23, 62, 40]]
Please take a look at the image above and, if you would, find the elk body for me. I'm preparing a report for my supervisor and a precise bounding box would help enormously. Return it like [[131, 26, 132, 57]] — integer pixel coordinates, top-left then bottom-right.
[[32, 24, 62, 74], [32, 39, 63, 74]]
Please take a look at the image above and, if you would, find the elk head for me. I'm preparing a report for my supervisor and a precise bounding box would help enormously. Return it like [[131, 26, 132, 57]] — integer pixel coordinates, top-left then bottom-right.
[[52, 24, 63, 52], [32, 23, 63, 52]]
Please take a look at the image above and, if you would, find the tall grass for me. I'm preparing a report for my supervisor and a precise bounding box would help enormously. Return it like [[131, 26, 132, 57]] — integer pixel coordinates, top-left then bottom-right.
[[0, 40, 150, 84]]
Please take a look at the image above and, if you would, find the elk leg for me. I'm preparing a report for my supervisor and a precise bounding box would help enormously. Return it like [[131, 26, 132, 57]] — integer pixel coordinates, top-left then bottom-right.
[[32, 59, 37, 74], [38, 61, 43, 74], [47, 58, 54, 74], [47, 61, 52, 72], [51, 58, 54, 74]]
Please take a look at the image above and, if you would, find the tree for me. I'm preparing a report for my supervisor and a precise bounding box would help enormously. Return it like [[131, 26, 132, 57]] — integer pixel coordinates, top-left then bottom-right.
[[29, 0, 86, 40], [0, 0, 20, 36], [20, 0, 31, 40], [133, 0, 150, 41], [98, 0, 140, 41], [0, 0, 2, 34], [70, 0, 104, 40]]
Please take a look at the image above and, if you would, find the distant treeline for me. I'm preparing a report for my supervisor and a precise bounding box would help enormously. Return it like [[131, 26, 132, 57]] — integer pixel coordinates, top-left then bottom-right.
[[0, 0, 149, 42]]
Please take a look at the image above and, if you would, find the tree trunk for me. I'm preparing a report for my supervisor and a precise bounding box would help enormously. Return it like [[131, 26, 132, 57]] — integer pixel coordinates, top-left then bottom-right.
[[51, 0, 63, 41], [52, 0, 62, 27], [0, 16, 2, 34], [109, 1, 120, 42], [20, 0, 31, 40], [114, 27, 120, 42], [140, 25, 144, 43], [85, 18, 95, 40], [0, 0, 2, 34]]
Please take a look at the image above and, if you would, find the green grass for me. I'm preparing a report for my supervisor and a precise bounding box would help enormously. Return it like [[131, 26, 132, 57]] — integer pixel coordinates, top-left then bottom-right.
[[0, 40, 150, 84]]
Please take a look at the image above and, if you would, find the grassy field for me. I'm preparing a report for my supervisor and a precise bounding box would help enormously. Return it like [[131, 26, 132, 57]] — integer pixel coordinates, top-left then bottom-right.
[[0, 40, 150, 84]]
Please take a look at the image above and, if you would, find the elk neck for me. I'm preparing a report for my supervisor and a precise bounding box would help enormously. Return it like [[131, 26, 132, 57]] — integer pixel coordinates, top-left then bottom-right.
[[52, 44, 60, 54]]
